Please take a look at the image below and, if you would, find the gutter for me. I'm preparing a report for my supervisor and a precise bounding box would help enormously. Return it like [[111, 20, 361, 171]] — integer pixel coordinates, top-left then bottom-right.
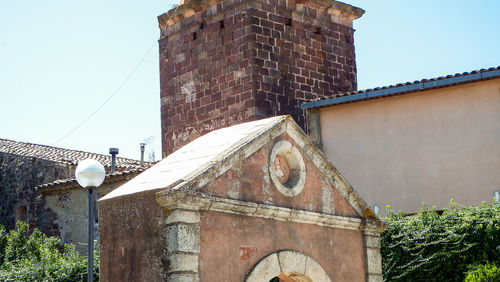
[[301, 68, 500, 109]]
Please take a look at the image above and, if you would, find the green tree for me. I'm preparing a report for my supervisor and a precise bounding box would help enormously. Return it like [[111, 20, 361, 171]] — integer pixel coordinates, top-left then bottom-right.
[[0, 221, 98, 281]]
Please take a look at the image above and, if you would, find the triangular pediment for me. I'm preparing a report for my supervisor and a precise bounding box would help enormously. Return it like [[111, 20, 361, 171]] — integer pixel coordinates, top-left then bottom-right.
[[102, 116, 376, 220]]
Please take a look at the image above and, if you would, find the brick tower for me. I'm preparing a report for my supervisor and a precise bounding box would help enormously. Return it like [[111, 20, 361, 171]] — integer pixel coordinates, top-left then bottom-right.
[[158, 0, 364, 156]]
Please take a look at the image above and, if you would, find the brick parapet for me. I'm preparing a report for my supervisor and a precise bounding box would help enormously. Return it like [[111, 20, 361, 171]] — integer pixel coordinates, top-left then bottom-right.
[[159, 0, 362, 156]]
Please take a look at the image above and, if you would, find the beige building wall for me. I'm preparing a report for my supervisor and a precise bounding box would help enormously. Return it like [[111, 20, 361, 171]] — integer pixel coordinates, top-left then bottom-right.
[[319, 78, 500, 213]]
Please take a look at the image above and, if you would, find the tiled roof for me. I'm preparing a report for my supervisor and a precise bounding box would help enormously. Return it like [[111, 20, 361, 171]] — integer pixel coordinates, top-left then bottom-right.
[[36, 168, 146, 195], [302, 66, 500, 109], [0, 138, 144, 169]]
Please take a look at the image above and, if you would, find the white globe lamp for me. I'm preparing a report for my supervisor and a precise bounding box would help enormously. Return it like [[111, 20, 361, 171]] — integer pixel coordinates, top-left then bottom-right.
[[75, 159, 105, 282], [76, 159, 105, 188]]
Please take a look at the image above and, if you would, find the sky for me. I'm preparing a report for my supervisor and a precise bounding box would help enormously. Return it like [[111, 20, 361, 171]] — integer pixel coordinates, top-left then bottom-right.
[[1, 1, 499, 161]]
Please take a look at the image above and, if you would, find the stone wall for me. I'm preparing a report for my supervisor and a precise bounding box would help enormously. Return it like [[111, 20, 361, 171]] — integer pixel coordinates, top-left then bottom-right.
[[0, 152, 72, 232], [158, 0, 362, 155], [98, 191, 164, 281], [41, 184, 119, 254]]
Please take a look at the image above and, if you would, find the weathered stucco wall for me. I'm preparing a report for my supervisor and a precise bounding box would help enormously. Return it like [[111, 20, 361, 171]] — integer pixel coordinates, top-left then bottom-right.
[[192, 133, 369, 280], [98, 117, 383, 281], [199, 210, 366, 281], [319, 78, 500, 213], [200, 133, 359, 217], [98, 191, 164, 282], [0, 152, 72, 231], [41, 183, 119, 254]]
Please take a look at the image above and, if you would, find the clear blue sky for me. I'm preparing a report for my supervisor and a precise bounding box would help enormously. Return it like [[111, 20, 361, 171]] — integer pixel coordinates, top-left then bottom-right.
[[1, 1, 499, 160]]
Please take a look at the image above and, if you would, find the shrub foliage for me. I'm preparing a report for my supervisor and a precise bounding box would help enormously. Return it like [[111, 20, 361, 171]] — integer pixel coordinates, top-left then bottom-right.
[[464, 262, 500, 282], [381, 201, 500, 281], [0, 221, 98, 281]]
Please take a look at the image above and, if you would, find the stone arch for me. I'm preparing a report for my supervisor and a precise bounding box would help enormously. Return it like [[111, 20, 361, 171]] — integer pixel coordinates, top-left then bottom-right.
[[246, 250, 332, 282]]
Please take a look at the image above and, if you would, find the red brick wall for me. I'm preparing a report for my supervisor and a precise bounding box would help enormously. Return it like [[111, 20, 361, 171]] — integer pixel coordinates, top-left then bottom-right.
[[159, 0, 359, 156]]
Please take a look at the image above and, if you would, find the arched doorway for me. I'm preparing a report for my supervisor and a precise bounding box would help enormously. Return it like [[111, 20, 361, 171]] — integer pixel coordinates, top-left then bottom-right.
[[269, 272, 313, 282], [246, 250, 331, 282]]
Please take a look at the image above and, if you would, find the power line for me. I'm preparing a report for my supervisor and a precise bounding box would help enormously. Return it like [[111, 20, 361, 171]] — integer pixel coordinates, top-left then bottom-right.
[[52, 42, 156, 146], [52, 4, 180, 146]]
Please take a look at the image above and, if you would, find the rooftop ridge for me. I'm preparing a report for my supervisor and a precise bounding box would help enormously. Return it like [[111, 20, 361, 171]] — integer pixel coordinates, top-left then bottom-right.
[[0, 137, 145, 167]]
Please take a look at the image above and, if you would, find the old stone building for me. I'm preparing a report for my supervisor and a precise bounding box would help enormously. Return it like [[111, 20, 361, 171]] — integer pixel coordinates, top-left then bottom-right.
[[0, 138, 146, 249], [302, 66, 500, 213], [37, 168, 146, 254], [98, 0, 386, 280], [99, 116, 384, 281], [158, 0, 363, 155]]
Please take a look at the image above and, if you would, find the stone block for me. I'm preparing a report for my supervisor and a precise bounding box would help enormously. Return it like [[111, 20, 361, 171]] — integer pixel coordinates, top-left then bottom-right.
[[364, 234, 381, 249], [278, 250, 307, 274], [166, 273, 199, 282], [304, 257, 332, 282], [165, 253, 199, 273], [165, 223, 200, 253], [246, 253, 281, 281], [165, 209, 200, 225], [366, 247, 382, 275], [368, 274, 383, 282]]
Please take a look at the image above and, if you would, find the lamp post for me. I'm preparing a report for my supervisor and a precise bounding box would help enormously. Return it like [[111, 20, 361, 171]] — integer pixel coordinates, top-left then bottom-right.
[[75, 159, 105, 282]]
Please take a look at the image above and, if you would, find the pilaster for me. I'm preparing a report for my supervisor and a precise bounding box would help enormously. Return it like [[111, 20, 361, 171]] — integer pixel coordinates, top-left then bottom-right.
[[364, 231, 383, 282], [163, 209, 201, 281]]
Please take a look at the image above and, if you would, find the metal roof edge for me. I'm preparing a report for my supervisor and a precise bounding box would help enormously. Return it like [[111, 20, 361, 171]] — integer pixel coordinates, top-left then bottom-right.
[[301, 67, 500, 109]]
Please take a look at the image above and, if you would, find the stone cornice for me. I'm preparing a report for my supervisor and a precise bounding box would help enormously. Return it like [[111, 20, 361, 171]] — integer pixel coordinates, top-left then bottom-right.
[[158, 0, 364, 36], [157, 190, 385, 233]]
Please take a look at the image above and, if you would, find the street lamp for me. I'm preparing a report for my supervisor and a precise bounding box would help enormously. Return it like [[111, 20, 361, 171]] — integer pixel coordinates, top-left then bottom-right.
[[75, 159, 105, 282]]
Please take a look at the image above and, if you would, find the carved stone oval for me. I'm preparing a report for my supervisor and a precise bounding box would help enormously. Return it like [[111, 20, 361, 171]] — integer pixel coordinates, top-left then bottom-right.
[[269, 140, 306, 197]]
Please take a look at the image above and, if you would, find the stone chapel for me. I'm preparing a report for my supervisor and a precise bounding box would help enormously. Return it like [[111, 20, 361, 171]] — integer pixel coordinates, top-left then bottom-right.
[[99, 0, 384, 281]]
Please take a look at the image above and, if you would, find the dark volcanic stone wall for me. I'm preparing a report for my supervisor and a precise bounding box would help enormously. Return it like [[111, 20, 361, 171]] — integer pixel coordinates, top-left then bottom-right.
[[158, 0, 361, 156], [0, 152, 72, 233]]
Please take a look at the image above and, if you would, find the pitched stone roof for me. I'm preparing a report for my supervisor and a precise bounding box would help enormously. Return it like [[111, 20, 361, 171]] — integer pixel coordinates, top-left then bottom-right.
[[100, 116, 377, 221], [0, 138, 143, 169], [101, 116, 284, 200], [302, 66, 500, 109]]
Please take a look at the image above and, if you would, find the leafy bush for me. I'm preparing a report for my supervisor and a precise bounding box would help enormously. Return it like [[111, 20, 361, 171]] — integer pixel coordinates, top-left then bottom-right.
[[0, 221, 98, 281], [464, 262, 500, 282], [381, 201, 500, 281]]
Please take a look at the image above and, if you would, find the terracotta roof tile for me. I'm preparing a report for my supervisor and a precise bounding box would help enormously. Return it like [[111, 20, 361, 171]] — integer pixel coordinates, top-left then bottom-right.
[[36, 168, 146, 194], [0, 138, 145, 169]]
